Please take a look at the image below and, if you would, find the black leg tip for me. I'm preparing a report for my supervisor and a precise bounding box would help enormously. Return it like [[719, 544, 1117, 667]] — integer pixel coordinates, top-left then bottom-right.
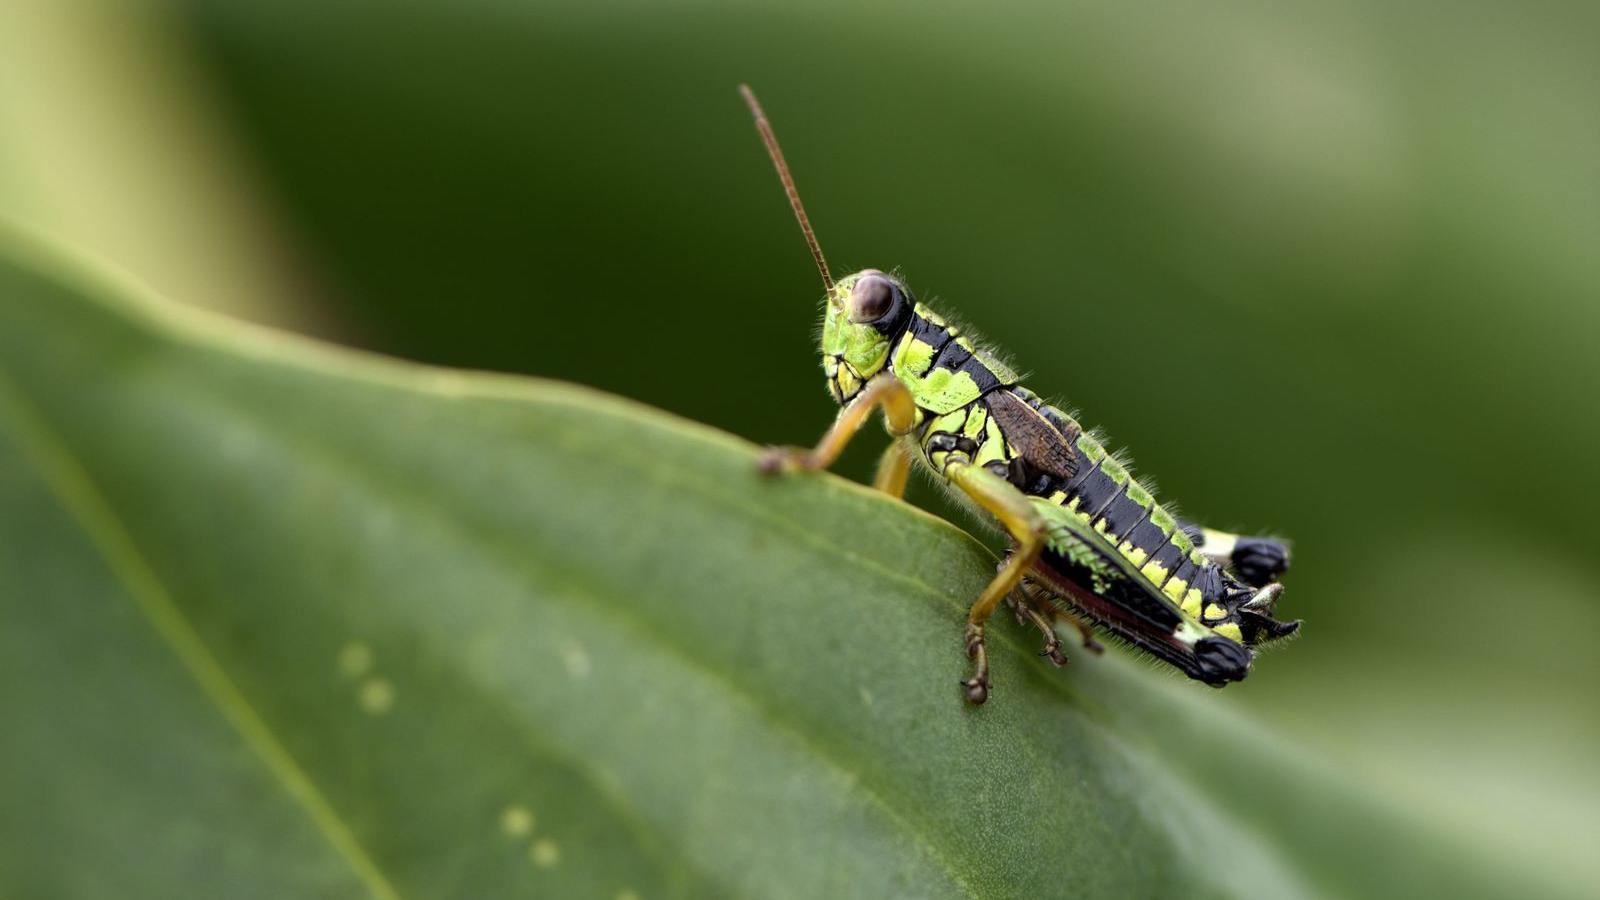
[[962, 678, 989, 705], [755, 448, 786, 475]]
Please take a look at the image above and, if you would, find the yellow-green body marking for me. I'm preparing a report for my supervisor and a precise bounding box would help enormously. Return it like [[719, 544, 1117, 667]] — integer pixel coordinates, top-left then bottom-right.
[[819, 271, 1298, 685], [740, 84, 1296, 700]]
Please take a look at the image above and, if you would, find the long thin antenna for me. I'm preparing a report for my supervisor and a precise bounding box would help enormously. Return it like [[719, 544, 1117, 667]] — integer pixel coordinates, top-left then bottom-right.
[[739, 84, 834, 293]]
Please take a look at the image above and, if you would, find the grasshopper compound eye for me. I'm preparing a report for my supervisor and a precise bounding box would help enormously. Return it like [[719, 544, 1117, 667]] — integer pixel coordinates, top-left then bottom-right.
[[848, 271, 898, 323]]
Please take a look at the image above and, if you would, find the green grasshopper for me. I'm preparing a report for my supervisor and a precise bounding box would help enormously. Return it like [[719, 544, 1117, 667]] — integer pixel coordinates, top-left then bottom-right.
[[740, 86, 1299, 704]]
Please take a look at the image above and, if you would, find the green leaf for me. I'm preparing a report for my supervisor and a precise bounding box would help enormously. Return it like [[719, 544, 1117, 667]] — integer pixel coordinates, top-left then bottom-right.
[[0, 229, 1555, 899]]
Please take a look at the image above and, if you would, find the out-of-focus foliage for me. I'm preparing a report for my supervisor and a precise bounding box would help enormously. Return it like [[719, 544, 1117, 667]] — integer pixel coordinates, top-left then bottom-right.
[[1, 0, 1596, 894], [0, 2, 314, 326]]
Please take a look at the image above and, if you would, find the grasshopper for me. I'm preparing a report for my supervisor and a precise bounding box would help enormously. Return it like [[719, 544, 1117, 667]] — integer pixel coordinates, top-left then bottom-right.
[[741, 86, 1299, 704]]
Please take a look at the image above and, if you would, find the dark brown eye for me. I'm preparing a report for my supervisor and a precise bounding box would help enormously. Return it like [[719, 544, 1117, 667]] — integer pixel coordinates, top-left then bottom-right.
[[848, 272, 896, 323]]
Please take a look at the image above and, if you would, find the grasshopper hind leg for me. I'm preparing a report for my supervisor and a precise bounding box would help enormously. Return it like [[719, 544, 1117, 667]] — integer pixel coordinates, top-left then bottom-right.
[[945, 462, 1049, 705]]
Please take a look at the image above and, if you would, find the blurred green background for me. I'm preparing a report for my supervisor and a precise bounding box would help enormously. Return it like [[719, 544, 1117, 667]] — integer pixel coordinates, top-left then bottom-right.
[[4, 0, 1597, 888]]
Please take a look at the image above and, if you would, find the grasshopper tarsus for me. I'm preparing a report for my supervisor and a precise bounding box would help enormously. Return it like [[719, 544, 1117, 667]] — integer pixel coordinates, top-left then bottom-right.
[[962, 678, 990, 705], [1010, 588, 1070, 667], [755, 449, 787, 476], [756, 445, 811, 476], [1039, 642, 1068, 668]]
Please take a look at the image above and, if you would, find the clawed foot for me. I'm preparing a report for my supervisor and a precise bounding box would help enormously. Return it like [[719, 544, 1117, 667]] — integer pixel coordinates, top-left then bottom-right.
[[756, 445, 812, 475], [1038, 632, 1068, 667], [1007, 591, 1069, 667], [961, 676, 989, 704]]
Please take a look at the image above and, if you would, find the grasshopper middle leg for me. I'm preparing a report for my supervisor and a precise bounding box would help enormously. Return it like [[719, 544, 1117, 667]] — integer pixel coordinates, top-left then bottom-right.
[[1006, 577, 1068, 667], [1017, 577, 1105, 655]]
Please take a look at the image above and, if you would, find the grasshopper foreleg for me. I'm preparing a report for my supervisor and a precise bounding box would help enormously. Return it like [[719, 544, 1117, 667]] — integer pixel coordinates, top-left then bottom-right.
[[758, 374, 917, 499]]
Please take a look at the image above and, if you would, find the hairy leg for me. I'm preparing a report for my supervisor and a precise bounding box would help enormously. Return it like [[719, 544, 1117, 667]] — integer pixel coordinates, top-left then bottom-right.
[[758, 374, 917, 476]]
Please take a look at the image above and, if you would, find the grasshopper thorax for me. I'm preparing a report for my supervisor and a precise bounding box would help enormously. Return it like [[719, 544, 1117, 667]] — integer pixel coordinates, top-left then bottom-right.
[[821, 269, 914, 404]]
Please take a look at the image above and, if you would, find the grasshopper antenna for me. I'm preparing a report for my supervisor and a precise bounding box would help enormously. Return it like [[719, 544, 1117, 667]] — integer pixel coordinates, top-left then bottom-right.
[[739, 84, 834, 293]]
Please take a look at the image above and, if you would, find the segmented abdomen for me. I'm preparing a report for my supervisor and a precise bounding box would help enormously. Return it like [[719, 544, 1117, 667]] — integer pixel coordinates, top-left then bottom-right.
[[1051, 426, 1220, 623], [889, 302, 1249, 635], [913, 383, 1242, 634]]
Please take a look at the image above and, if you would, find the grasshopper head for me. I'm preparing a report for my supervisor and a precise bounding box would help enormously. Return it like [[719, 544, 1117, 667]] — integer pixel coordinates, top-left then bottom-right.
[[821, 269, 914, 404], [734, 89, 913, 402]]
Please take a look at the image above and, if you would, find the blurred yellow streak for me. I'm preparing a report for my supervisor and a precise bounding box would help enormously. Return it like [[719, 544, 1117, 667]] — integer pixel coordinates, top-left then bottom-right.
[[0, 0, 321, 328]]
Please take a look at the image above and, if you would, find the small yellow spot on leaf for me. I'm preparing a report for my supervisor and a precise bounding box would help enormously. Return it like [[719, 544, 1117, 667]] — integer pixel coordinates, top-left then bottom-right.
[[562, 641, 591, 680], [530, 839, 560, 868], [338, 641, 373, 679], [359, 677, 395, 715], [500, 805, 534, 837], [616, 890, 642, 900]]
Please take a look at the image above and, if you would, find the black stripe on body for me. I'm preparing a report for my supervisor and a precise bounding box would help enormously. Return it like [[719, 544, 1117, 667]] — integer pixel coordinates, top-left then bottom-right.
[[1095, 487, 1150, 542], [928, 339, 972, 379], [957, 351, 1012, 395], [1167, 559, 1199, 595], [1125, 517, 1173, 561], [1065, 460, 1120, 519], [921, 335, 1015, 399], [1150, 539, 1188, 577], [908, 313, 954, 358], [1152, 534, 1190, 586]]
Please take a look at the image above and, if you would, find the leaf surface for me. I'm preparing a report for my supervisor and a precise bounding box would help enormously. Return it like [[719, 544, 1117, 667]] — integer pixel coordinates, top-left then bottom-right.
[[0, 232, 1542, 898]]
